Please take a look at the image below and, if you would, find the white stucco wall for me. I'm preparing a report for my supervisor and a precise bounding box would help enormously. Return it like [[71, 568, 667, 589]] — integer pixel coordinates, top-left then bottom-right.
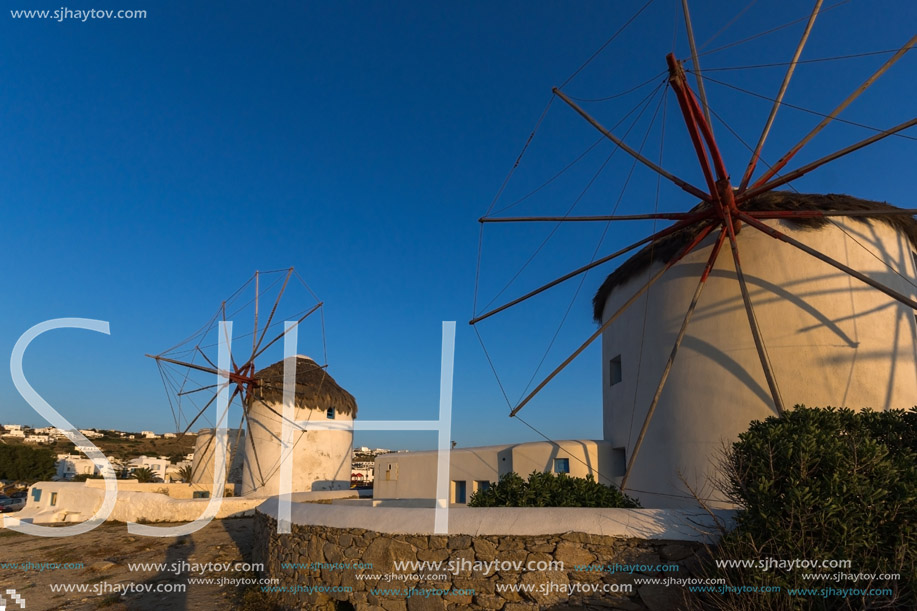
[[241, 400, 353, 497], [373, 440, 620, 504], [600, 218, 917, 508], [255, 497, 733, 542], [4, 482, 262, 526], [191, 427, 245, 485]]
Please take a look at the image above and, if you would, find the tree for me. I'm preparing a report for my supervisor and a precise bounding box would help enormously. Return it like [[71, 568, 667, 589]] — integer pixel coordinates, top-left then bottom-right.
[[0, 444, 57, 482], [132, 467, 158, 483], [177, 465, 193, 483]]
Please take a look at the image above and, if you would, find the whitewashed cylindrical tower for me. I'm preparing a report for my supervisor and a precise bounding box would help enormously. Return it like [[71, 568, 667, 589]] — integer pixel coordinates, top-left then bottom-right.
[[241, 355, 356, 497], [595, 192, 917, 508], [190, 428, 245, 485]]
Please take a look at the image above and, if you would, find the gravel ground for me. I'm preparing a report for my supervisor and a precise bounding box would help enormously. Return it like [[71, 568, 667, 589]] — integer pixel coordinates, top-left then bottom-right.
[[0, 517, 274, 611]]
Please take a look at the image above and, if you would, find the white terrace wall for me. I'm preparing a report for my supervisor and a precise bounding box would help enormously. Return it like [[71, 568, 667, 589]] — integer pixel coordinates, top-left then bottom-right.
[[4, 483, 362, 527]]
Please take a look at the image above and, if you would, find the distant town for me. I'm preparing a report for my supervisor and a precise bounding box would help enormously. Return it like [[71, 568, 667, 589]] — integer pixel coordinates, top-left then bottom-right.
[[1, 423, 402, 487]]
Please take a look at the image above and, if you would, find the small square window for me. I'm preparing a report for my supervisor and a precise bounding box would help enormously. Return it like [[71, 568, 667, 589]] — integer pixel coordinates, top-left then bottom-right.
[[474, 480, 490, 493], [326, 407, 335, 420], [609, 355, 622, 386], [50, 492, 58, 507], [553, 458, 570, 474], [452, 480, 467, 504], [31, 488, 41, 502], [192, 490, 210, 499]]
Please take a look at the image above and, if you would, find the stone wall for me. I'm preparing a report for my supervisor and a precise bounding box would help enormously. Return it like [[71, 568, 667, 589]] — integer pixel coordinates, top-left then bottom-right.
[[254, 511, 708, 611]]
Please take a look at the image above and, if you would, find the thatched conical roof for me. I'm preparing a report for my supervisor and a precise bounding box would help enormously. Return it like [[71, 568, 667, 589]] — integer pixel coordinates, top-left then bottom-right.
[[247, 355, 357, 417], [592, 191, 917, 321]]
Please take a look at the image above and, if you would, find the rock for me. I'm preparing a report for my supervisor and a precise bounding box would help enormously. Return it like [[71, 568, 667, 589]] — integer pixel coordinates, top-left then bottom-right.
[[472, 593, 505, 609], [609, 600, 646, 611], [497, 539, 524, 551], [638, 584, 685, 611], [553, 542, 595, 569], [560, 532, 593, 544], [89, 561, 116, 572], [362, 538, 418, 571], [659, 544, 694, 562], [447, 548, 475, 576], [518, 570, 569, 606], [447, 536, 472, 550], [429, 537, 447, 550], [473, 537, 497, 561], [380, 599, 408, 611], [527, 542, 555, 553], [406, 596, 445, 611], [323, 542, 343, 563], [417, 549, 451, 563]]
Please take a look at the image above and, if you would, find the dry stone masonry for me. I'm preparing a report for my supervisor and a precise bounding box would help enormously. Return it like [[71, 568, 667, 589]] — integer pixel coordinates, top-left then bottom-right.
[[254, 511, 706, 610]]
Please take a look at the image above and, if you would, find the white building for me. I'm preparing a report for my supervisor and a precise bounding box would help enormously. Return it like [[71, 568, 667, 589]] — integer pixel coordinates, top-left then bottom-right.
[[78, 429, 104, 439], [351, 461, 375, 485], [55, 454, 120, 480], [24, 434, 52, 444], [374, 440, 618, 505], [128, 456, 172, 480], [141, 431, 159, 439], [241, 356, 356, 496], [594, 192, 917, 508]]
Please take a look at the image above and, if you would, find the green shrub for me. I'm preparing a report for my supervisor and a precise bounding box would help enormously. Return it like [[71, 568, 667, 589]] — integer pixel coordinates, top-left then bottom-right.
[[468, 471, 639, 508], [696, 406, 917, 610]]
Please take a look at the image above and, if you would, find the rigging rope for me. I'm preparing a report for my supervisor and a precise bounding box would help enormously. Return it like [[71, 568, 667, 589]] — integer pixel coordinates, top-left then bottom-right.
[[474, 96, 555, 314], [518, 87, 668, 402], [478, 81, 666, 314], [627, 88, 669, 451], [702, 102, 800, 194], [558, 0, 657, 90], [699, 48, 910, 72], [564, 72, 667, 104], [690, 71, 917, 142], [686, 0, 850, 61]]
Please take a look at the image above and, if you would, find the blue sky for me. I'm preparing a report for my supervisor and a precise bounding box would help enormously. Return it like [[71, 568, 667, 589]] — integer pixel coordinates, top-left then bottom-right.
[[0, 0, 914, 449]]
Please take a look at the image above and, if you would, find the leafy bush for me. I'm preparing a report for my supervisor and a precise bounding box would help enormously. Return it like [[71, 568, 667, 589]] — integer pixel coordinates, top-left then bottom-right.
[[468, 471, 639, 508], [0, 444, 56, 482], [696, 406, 917, 610]]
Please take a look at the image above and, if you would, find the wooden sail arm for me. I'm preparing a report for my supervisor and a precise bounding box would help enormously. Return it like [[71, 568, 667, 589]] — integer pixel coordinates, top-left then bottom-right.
[[553, 88, 711, 202], [738, 116, 917, 202], [749, 33, 917, 190]]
